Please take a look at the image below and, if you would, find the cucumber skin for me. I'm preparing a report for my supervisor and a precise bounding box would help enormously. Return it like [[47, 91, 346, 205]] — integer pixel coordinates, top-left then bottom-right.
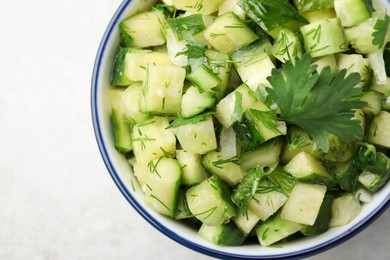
[[301, 197, 333, 236]]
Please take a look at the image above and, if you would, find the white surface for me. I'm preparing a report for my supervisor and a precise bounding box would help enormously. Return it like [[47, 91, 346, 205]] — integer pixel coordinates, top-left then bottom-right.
[[0, 0, 388, 259]]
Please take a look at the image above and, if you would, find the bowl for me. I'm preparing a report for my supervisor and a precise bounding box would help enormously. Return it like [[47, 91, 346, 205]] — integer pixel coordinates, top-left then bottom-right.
[[91, 0, 390, 258]]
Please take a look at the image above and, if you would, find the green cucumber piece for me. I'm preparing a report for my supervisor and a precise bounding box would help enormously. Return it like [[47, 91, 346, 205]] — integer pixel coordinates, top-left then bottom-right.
[[186, 175, 236, 226], [284, 152, 337, 188], [198, 222, 246, 246], [202, 151, 244, 186], [281, 182, 327, 226], [144, 158, 182, 217], [300, 18, 349, 58], [111, 108, 133, 153], [301, 197, 333, 236]]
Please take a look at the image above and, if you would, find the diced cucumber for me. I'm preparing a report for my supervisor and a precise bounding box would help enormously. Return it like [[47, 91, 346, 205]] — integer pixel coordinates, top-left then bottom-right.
[[144, 158, 181, 217], [313, 55, 338, 73], [300, 197, 333, 236], [360, 90, 385, 116], [293, 0, 334, 14], [271, 27, 303, 64], [371, 77, 390, 96], [255, 211, 303, 247], [132, 160, 149, 188], [132, 117, 176, 164], [334, 0, 371, 27], [358, 170, 390, 193], [119, 11, 166, 48], [284, 152, 336, 188], [216, 84, 269, 128], [202, 151, 244, 186], [204, 12, 259, 54], [186, 64, 222, 92], [301, 9, 336, 23], [333, 159, 359, 193], [233, 209, 260, 236], [172, 0, 225, 15], [234, 109, 287, 149], [267, 167, 299, 195], [142, 64, 186, 115], [175, 115, 218, 154], [239, 138, 283, 172], [219, 126, 240, 159], [239, 0, 308, 39], [205, 50, 233, 100], [111, 108, 133, 153], [345, 14, 388, 54], [329, 194, 361, 227], [318, 134, 358, 163], [281, 182, 327, 226], [186, 175, 236, 226], [231, 38, 274, 65], [233, 52, 275, 92], [111, 47, 133, 86], [300, 18, 348, 58], [218, 0, 246, 20], [336, 53, 371, 88], [248, 180, 288, 221], [176, 150, 207, 186], [367, 111, 390, 149], [198, 222, 246, 246], [175, 189, 194, 220], [280, 126, 316, 164], [121, 83, 150, 124], [125, 50, 172, 82], [180, 86, 215, 118]]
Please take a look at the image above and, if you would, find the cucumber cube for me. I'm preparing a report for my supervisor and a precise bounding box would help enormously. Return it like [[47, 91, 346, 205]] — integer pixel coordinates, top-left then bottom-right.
[[204, 12, 258, 54], [198, 222, 246, 246], [125, 51, 172, 82], [144, 158, 182, 217], [367, 111, 390, 149], [284, 151, 336, 187], [334, 0, 371, 27], [336, 53, 371, 88], [329, 194, 361, 227], [175, 115, 217, 154], [176, 150, 207, 186], [271, 27, 303, 64], [281, 182, 327, 226], [202, 151, 244, 186], [132, 117, 176, 164], [300, 18, 348, 58], [186, 175, 236, 225], [255, 212, 303, 246], [142, 64, 186, 115], [120, 11, 166, 48]]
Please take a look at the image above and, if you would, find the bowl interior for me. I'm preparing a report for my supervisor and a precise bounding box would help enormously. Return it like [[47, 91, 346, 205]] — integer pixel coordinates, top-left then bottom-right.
[[91, 0, 390, 258]]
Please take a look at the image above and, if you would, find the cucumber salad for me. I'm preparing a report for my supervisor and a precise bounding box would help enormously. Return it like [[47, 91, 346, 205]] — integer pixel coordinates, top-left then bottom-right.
[[109, 0, 390, 247]]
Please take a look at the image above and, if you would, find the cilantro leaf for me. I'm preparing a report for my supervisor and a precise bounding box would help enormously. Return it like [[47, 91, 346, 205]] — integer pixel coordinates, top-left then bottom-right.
[[167, 112, 215, 129], [266, 54, 365, 152], [372, 13, 390, 49]]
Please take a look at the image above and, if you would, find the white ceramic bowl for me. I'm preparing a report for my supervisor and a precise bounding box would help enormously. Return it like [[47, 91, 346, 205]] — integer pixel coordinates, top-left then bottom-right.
[[91, 0, 390, 258]]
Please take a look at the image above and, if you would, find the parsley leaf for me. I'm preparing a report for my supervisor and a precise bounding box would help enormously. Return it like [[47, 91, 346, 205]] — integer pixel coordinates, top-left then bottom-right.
[[167, 112, 215, 129], [372, 13, 390, 49], [266, 54, 365, 152]]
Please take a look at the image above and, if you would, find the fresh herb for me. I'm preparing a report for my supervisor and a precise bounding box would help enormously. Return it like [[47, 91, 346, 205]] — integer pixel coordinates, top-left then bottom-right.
[[232, 167, 270, 217], [167, 112, 215, 129], [266, 54, 365, 152], [249, 109, 284, 135], [211, 156, 240, 169], [372, 13, 390, 49]]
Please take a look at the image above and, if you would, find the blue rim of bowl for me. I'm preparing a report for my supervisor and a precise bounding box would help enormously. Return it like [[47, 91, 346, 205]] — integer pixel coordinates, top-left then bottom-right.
[[91, 0, 390, 259]]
